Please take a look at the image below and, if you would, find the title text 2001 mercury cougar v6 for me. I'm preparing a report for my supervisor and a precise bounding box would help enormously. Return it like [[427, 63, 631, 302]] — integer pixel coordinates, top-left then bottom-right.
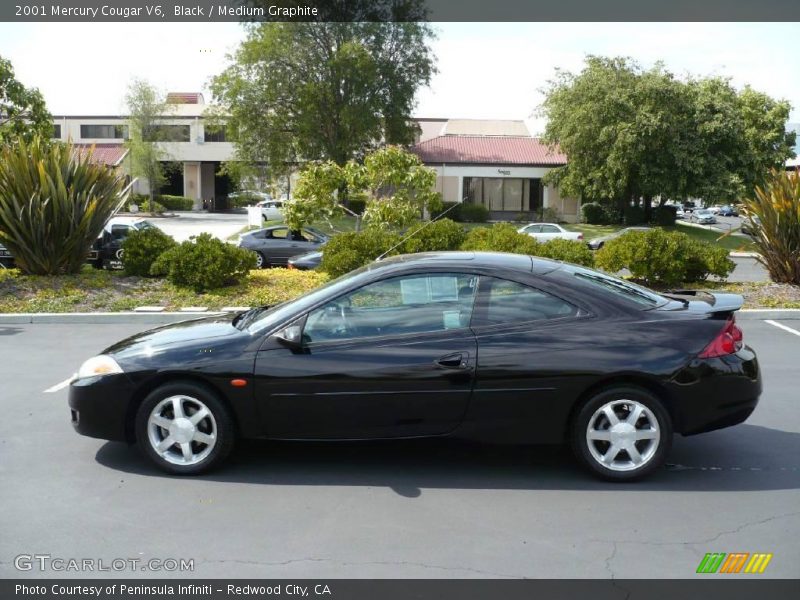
[[69, 252, 760, 481]]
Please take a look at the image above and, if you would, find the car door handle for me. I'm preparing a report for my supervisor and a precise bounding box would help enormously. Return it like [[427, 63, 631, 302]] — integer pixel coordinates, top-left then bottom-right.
[[436, 352, 467, 369]]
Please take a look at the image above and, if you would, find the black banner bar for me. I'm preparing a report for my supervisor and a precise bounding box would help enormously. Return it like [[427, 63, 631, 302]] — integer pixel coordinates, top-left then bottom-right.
[[2, 0, 800, 22], [3, 579, 800, 600]]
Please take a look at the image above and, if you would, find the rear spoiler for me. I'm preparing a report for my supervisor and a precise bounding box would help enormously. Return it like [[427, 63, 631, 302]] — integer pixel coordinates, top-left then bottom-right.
[[665, 290, 744, 315]]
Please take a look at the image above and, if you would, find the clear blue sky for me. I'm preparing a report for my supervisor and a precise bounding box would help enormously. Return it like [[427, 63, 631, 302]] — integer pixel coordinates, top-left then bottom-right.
[[1, 22, 798, 134]]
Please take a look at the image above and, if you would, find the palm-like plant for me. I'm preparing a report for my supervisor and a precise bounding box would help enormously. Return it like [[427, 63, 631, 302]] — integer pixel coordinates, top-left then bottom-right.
[[742, 168, 800, 285], [0, 136, 128, 275]]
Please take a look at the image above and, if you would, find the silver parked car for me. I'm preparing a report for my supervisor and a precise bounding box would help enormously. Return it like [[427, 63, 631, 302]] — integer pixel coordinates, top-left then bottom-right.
[[691, 209, 717, 225]]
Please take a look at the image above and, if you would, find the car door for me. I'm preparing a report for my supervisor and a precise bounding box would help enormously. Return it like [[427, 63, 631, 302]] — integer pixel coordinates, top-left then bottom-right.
[[253, 272, 479, 439], [522, 224, 542, 240], [100, 224, 131, 269], [464, 275, 594, 444], [538, 224, 562, 241]]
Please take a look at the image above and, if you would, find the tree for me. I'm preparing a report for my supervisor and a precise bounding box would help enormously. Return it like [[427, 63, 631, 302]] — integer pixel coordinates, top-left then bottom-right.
[[124, 79, 174, 214], [283, 146, 440, 231], [540, 56, 796, 220], [0, 55, 51, 145], [0, 136, 127, 275], [211, 17, 436, 178]]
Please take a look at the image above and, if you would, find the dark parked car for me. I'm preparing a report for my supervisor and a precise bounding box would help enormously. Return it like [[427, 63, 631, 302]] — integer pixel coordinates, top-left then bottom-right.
[[288, 250, 323, 270], [0, 217, 156, 270], [718, 205, 739, 217], [237, 225, 328, 268], [69, 252, 760, 481], [587, 227, 651, 250]]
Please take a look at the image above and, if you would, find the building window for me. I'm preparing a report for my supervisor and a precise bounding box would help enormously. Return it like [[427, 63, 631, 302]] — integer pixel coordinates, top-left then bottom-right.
[[203, 126, 226, 142], [143, 124, 191, 142], [463, 177, 544, 212], [80, 124, 128, 139], [52, 124, 61, 139]]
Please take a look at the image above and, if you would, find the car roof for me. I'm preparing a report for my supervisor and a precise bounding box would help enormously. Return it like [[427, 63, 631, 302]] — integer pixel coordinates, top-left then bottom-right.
[[373, 251, 561, 275], [107, 216, 148, 226]]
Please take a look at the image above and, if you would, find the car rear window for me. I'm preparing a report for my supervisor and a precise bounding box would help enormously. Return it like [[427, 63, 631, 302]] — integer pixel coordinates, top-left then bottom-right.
[[567, 266, 668, 307]]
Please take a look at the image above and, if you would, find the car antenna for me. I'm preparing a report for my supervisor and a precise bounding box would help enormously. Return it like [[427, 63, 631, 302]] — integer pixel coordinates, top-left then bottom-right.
[[375, 201, 461, 261]]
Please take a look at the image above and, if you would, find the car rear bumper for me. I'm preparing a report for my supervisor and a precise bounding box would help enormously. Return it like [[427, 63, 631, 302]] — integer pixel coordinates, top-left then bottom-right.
[[669, 346, 761, 435], [68, 374, 136, 442]]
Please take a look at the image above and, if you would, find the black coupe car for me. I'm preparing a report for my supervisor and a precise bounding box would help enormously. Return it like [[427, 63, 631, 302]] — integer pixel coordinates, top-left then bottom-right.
[[237, 225, 328, 268], [69, 252, 760, 481]]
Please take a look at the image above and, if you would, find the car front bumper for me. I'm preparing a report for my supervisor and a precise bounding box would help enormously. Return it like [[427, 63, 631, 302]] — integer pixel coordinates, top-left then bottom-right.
[[68, 373, 137, 442], [670, 346, 761, 435]]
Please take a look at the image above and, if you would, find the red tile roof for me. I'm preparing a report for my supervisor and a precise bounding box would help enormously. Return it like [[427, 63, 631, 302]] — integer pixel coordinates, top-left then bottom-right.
[[72, 144, 128, 167], [412, 135, 567, 166], [166, 92, 204, 104]]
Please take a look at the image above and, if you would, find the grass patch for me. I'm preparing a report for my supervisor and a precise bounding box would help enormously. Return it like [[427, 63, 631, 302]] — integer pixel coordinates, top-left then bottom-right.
[[671, 222, 757, 252], [225, 225, 261, 241], [563, 224, 626, 238], [0, 266, 329, 313]]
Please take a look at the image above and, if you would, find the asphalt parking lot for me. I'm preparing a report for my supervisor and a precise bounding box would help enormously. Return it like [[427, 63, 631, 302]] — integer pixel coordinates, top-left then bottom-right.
[[0, 318, 798, 579]]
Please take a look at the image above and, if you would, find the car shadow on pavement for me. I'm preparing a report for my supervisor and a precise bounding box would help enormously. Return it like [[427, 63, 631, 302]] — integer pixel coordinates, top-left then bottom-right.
[[95, 423, 800, 496]]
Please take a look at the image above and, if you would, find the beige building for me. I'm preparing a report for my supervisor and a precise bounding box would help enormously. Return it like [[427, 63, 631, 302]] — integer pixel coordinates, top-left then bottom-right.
[[52, 93, 236, 210], [411, 119, 580, 223]]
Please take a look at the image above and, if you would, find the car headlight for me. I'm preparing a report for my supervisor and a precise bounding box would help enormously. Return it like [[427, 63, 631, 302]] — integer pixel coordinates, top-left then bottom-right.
[[76, 355, 123, 380]]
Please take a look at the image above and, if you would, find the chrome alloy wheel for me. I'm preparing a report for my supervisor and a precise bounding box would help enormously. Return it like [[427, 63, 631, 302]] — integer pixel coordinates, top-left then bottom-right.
[[585, 399, 660, 472], [254, 252, 264, 268], [147, 395, 217, 466]]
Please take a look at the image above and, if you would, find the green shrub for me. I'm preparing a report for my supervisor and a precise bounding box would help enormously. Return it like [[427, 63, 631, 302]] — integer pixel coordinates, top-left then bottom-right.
[[346, 198, 366, 215], [320, 228, 403, 278], [460, 223, 539, 254], [150, 233, 257, 291], [402, 219, 466, 254], [743, 168, 800, 285], [533, 238, 595, 267], [431, 201, 461, 221], [459, 203, 489, 223], [121, 227, 177, 277], [158, 195, 194, 211], [624, 205, 646, 225], [595, 228, 734, 286], [581, 202, 609, 224], [0, 137, 126, 275], [652, 204, 677, 226]]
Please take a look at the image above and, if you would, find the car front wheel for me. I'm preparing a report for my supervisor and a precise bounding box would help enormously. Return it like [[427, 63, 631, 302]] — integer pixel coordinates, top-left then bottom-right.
[[134, 381, 235, 475], [571, 386, 672, 481]]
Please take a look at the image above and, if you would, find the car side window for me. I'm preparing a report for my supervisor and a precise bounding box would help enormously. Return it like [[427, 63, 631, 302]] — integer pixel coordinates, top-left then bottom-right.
[[303, 273, 478, 343], [540, 224, 560, 233], [110, 225, 130, 241], [270, 228, 289, 239], [472, 277, 577, 327], [524, 224, 541, 233]]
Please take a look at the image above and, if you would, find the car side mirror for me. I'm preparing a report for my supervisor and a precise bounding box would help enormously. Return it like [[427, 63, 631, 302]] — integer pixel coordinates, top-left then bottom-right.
[[274, 325, 303, 349]]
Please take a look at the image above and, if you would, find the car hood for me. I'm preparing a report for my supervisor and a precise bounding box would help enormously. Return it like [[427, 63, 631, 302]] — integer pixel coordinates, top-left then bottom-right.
[[102, 313, 249, 359]]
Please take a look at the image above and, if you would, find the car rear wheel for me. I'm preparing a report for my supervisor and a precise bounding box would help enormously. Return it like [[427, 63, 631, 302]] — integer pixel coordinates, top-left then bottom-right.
[[134, 381, 235, 475], [571, 386, 672, 481], [253, 251, 265, 269]]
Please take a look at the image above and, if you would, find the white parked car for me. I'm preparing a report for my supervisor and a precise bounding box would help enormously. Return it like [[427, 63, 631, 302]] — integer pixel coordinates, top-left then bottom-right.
[[256, 199, 285, 222], [517, 223, 584, 242]]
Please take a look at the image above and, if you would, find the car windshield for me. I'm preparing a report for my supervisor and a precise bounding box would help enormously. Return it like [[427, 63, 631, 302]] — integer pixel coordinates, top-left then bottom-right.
[[564, 265, 669, 308], [242, 263, 378, 333], [135, 220, 156, 230]]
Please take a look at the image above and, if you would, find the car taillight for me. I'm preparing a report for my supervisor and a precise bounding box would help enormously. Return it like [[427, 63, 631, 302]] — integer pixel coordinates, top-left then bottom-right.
[[698, 317, 743, 358]]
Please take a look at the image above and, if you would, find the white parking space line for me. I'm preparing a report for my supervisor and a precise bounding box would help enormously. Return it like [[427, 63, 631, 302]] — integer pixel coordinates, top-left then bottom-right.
[[765, 320, 800, 338], [43, 376, 74, 393]]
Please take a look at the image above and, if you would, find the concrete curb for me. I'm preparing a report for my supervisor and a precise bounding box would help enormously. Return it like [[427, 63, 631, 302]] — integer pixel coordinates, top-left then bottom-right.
[[1, 308, 798, 324]]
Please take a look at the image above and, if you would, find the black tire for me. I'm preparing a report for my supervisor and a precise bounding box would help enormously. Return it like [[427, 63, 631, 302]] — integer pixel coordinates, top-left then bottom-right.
[[134, 381, 236, 475], [254, 251, 266, 269], [571, 386, 672, 482]]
